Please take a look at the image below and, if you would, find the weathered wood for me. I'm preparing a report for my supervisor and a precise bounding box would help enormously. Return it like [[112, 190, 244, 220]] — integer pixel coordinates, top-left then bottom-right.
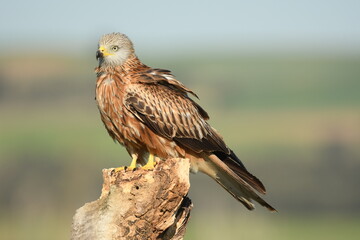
[[71, 158, 192, 240]]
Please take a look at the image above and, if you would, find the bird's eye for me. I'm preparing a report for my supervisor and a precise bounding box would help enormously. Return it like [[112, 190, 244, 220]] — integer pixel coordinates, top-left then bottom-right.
[[112, 46, 119, 51]]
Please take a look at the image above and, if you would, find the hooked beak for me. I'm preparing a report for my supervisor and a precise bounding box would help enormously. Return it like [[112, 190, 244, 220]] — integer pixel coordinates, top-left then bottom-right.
[[96, 50, 103, 60], [96, 45, 113, 60]]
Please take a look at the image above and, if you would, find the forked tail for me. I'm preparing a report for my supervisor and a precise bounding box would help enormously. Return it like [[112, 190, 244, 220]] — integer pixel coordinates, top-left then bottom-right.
[[203, 154, 276, 211]]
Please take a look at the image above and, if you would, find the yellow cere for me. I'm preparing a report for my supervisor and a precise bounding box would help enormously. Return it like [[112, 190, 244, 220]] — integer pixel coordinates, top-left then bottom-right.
[[98, 45, 114, 56]]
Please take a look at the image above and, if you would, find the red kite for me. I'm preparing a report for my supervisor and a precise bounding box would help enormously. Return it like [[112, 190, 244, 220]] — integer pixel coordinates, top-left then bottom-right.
[[95, 33, 275, 211]]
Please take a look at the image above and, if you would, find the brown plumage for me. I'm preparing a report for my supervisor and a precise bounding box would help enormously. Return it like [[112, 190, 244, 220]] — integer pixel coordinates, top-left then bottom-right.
[[95, 32, 276, 211]]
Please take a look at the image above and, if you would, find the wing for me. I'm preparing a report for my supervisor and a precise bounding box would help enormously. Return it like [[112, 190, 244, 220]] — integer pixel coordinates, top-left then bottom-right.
[[132, 68, 200, 99], [124, 81, 228, 154], [124, 71, 266, 194]]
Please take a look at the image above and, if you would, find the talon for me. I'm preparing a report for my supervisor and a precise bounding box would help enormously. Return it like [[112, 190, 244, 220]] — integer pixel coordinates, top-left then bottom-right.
[[142, 153, 156, 170], [114, 166, 125, 172], [114, 154, 138, 172], [128, 154, 138, 170]]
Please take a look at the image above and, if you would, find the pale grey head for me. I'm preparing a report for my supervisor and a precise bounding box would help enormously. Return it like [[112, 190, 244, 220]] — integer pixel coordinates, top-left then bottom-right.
[[96, 33, 134, 67]]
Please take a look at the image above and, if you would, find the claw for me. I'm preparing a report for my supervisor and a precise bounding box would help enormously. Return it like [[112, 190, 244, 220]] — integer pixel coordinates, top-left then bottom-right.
[[114, 154, 138, 172], [142, 153, 156, 170], [114, 166, 125, 172], [127, 154, 138, 170]]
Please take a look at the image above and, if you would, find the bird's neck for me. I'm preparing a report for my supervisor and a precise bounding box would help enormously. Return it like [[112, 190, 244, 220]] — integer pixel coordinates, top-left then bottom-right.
[[95, 54, 147, 76]]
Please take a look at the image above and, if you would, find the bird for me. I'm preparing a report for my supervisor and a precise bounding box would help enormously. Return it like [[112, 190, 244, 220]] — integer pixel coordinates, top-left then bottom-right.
[[95, 32, 276, 211]]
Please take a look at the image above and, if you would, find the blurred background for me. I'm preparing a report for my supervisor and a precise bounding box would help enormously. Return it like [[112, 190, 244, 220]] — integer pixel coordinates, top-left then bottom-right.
[[1, 0, 359, 239]]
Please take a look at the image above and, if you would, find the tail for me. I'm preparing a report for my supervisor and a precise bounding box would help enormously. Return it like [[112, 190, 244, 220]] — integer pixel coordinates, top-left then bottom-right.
[[201, 153, 276, 212]]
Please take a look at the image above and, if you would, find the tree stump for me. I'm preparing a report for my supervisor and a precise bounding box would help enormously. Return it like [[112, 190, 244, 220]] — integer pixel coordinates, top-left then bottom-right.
[[71, 158, 192, 240]]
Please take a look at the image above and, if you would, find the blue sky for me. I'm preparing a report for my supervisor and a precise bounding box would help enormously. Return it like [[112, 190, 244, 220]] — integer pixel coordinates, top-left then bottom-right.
[[1, 0, 359, 54]]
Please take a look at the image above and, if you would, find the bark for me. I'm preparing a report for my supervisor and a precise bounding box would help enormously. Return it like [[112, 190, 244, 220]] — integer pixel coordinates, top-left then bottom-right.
[[71, 158, 192, 240]]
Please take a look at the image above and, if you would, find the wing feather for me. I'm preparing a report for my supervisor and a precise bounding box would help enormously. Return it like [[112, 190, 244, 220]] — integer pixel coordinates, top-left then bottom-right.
[[124, 70, 267, 195], [124, 82, 226, 154]]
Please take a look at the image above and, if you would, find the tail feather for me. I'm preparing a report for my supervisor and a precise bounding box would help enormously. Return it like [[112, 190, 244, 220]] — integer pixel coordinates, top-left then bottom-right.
[[214, 150, 266, 194], [222, 157, 266, 194], [204, 154, 276, 212]]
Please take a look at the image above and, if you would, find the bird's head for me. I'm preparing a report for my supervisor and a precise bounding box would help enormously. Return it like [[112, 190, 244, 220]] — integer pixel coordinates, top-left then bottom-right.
[[96, 33, 134, 67]]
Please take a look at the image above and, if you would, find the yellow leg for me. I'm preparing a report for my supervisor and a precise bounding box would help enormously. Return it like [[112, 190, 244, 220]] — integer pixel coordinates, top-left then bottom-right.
[[142, 153, 157, 170], [127, 154, 138, 170], [115, 154, 137, 172], [114, 166, 125, 172]]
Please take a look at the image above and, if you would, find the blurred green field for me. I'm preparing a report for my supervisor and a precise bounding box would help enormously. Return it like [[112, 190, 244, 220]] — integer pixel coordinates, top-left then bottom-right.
[[0, 53, 359, 239], [1, 214, 360, 240]]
